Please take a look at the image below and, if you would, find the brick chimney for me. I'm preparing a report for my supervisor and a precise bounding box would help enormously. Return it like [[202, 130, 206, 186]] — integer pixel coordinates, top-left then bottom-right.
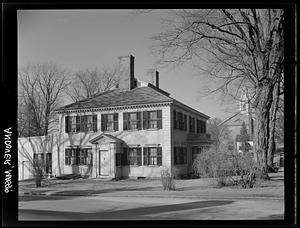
[[130, 55, 135, 90], [117, 54, 136, 90], [155, 71, 159, 88]]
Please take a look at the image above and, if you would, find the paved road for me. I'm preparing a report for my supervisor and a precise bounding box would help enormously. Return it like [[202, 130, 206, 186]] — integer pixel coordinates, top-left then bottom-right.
[[18, 195, 284, 220]]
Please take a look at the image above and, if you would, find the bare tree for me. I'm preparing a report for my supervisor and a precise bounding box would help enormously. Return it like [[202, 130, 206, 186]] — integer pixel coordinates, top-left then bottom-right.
[[18, 63, 69, 137], [66, 64, 124, 102], [207, 118, 233, 153], [152, 9, 284, 177]]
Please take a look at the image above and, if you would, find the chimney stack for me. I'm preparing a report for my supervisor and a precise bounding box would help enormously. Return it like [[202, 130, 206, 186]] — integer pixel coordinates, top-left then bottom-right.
[[155, 71, 159, 88], [130, 55, 135, 90]]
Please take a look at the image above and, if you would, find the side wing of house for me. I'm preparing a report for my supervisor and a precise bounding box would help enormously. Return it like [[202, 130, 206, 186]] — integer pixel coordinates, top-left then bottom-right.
[[18, 135, 57, 180], [171, 101, 212, 178]]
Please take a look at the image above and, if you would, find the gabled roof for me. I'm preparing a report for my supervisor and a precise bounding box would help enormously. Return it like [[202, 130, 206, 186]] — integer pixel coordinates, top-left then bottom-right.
[[56, 86, 173, 112], [55, 85, 210, 119]]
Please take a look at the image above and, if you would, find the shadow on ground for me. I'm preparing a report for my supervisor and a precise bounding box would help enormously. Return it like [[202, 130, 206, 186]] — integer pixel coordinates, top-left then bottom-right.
[[19, 186, 159, 201], [19, 200, 234, 220]]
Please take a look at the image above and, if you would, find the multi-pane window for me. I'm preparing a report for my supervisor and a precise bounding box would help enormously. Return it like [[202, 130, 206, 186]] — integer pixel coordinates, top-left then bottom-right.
[[149, 111, 158, 128], [65, 115, 97, 133], [174, 147, 187, 165], [189, 116, 195, 133], [143, 147, 162, 166], [101, 113, 118, 131], [123, 112, 142, 130], [197, 120, 206, 133], [143, 110, 162, 129], [65, 148, 92, 165], [127, 147, 142, 166], [174, 110, 187, 131], [192, 146, 201, 162], [197, 119, 201, 133]]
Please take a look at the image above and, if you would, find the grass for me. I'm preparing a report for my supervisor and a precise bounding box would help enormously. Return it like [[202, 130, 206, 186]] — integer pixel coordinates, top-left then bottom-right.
[[19, 171, 284, 199]]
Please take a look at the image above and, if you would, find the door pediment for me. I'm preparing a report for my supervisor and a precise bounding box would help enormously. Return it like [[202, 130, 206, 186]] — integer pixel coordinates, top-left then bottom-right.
[[89, 133, 123, 145]]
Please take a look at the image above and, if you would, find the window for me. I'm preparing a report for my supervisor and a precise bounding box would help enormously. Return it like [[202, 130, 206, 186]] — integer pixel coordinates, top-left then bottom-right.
[[79, 149, 88, 165], [174, 147, 187, 165], [197, 119, 200, 133], [101, 113, 118, 131], [183, 114, 187, 131], [127, 147, 142, 166], [33, 153, 44, 164], [203, 121, 206, 133], [33, 153, 52, 173], [46, 153, 52, 174], [173, 111, 186, 131], [189, 116, 195, 133], [65, 115, 97, 133], [65, 149, 72, 165], [65, 148, 91, 165], [173, 110, 178, 129], [143, 110, 162, 129], [143, 147, 162, 166], [123, 112, 142, 130], [192, 146, 201, 162]]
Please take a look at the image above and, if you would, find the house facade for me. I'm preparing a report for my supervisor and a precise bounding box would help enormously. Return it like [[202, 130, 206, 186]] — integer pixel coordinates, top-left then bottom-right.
[[18, 55, 212, 180]]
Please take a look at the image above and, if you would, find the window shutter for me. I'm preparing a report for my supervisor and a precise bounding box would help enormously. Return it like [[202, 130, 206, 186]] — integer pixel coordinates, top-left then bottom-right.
[[123, 113, 129, 130], [143, 147, 148, 165], [184, 115, 187, 131], [122, 147, 128, 165], [81, 116, 87, 132], [113, 113, 119, 131], [174, 147, 177, 165], [137, 112, 142, 130], [143, 111, 148, 129], [157, 110, 162, 129], [157, 147, 162, 166], [101, 114, 106, 131], [204, 121, 206, 133], [173, 110, 177, 129], [92, 115, 97, 132], [137, 148, 142, 165], [76, 116, 80, 132], [65, 116, 70, 133]]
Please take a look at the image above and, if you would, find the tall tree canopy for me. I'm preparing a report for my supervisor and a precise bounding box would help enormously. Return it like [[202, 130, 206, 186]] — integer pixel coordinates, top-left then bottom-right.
[[66, 64, 126, 102], [18, 63, 69, 137], [152, 9, 284, 175]]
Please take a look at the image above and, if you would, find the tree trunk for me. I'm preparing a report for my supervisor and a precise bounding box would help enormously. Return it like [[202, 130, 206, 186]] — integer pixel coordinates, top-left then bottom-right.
[[267, 81, 280, 169], [253, 82, 274, 179]]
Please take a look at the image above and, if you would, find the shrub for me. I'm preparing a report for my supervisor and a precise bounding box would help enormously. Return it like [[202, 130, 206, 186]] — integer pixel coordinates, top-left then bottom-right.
[[193, 147, 259, 188], [161, 169, 175, 191]]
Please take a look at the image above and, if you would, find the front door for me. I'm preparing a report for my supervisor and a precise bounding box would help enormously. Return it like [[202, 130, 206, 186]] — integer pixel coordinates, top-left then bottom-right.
[[99, 150, 110, 176]]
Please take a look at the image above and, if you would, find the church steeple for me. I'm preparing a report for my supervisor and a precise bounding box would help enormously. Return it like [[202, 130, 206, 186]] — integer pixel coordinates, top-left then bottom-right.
[[240, 87, 249, 114]]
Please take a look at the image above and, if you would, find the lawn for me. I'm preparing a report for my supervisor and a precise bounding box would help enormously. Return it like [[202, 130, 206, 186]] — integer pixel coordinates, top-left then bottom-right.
[[19, 171, 284, 200]]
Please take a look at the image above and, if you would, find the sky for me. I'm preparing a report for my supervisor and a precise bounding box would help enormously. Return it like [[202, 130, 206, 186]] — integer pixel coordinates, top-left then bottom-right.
[[18, 9, 239, 120]]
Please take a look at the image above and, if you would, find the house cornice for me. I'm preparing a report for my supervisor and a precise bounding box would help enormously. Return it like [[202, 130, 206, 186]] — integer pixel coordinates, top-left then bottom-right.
[[55, 102, 172, 114], [172, 100, 210, 119]]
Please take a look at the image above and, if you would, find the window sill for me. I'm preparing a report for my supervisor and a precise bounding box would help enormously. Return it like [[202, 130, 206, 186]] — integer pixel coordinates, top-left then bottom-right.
[[66, 131, 96, 134], [145, 128, 161, 131], [102, 130, 117, 133], [124, 129, 140, 132], [65, 164, 89, 166]]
